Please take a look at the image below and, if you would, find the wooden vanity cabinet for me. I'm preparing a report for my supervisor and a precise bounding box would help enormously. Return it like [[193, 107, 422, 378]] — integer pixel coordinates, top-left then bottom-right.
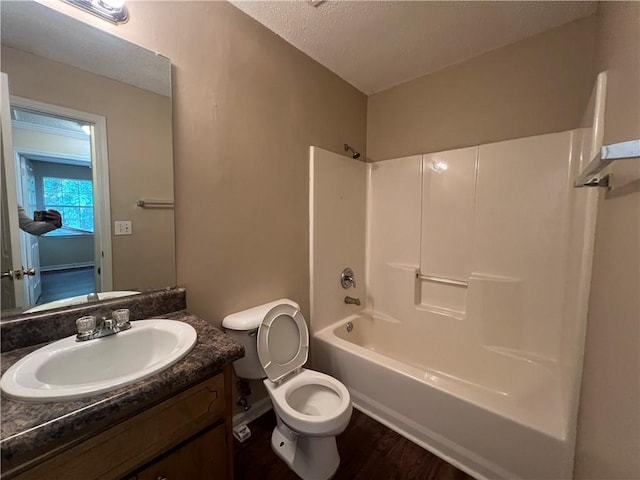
[[11, 365, 234, 480], [134, 424, 227, 480]]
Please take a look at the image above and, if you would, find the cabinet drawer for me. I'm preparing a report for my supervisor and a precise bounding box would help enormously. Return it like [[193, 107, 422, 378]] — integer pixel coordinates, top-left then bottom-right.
[[14, 374, 225, 480], [136, 424, 227, 480]]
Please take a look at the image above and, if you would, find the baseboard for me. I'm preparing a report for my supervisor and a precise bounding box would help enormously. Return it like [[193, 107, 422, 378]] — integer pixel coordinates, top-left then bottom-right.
[[232, 396, 272, 427], [40, 262, 94, 272]]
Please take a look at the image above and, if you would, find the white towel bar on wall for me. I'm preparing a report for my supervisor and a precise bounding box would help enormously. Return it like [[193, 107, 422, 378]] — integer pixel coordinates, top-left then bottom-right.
[[417, 273, 468, 288], [575, 139, 640, 189], [136, 199, 174, 209]]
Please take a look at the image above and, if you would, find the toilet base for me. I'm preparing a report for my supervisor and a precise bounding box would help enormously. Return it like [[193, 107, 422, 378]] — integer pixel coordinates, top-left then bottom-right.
[[271, 422, 340, 480]]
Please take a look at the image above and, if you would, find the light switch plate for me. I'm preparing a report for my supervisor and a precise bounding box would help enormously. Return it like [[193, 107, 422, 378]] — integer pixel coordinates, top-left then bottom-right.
[[114, 221, 132, 235]]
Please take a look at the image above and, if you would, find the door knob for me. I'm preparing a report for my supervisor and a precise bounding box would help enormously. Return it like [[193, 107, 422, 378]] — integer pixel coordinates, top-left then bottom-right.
[[1, 270, 14, 280], [23, 267, 36, 276], [7, 267, 36, 280]]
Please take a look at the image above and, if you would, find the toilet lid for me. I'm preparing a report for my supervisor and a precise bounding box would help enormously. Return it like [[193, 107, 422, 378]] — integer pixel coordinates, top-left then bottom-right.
[[257, 303, 309, 382]]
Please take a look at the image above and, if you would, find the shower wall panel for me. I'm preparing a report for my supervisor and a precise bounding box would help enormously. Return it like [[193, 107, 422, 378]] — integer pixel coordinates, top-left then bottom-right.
[[309, 146, 367, 333], [473, 132, 573, 359], [420, 147, 477, 313]]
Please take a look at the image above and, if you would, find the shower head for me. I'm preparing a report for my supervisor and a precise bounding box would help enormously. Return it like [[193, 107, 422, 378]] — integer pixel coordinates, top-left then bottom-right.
[[344, 144, 361, 160]]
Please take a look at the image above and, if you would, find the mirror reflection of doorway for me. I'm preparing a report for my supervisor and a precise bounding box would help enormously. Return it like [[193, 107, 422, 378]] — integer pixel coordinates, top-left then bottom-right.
[[9, 103, 110, 306]]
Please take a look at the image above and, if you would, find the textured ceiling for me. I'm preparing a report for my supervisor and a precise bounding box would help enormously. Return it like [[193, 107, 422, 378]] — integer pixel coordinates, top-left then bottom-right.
[[230, 1, 597, 95]]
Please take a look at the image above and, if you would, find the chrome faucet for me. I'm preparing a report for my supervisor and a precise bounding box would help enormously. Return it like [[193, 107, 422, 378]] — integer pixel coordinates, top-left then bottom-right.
[[344, 296, 361, 306], [76, 309, 131, 342]]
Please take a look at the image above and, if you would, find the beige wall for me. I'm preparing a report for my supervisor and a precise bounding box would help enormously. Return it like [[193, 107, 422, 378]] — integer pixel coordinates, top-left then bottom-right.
[[41, 1, 368, 325], [367, 16, 596, 161], [574, 3, 640, 479], [2, 46, 175, 292]]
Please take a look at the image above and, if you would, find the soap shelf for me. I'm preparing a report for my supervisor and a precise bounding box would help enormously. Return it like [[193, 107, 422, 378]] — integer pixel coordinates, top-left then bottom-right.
[[575, 139, 640, 189]]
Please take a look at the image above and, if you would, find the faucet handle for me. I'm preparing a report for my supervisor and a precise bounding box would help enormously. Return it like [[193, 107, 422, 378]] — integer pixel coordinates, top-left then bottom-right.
[[341, 268, 356, 289], [76, 315, 96, 335], [112, 309, 130, 326]]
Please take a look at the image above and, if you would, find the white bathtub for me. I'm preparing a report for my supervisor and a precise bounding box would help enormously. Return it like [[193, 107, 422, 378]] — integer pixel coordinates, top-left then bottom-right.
[[313, 312, 574, 480]]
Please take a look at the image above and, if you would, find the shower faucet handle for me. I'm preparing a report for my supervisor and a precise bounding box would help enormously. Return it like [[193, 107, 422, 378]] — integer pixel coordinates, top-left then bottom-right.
[[341, 268, 356, 289]]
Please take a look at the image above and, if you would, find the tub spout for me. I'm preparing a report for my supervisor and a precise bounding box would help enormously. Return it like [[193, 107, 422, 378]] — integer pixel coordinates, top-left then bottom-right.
[[344, 296, 361, 306]]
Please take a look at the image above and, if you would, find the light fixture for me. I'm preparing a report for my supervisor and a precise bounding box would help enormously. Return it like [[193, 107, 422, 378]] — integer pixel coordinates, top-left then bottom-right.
[[63, 0, 129, 24], [101, 0, 125, 9]]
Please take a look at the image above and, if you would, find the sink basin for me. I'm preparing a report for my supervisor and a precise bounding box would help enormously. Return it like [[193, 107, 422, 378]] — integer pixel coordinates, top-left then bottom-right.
[[1, 319, 197, 402], [24, 291, 141, 313]]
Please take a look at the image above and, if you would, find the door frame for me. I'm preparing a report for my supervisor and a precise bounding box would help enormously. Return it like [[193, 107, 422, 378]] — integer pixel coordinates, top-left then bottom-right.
[[1, 73, 25, 307], [9, 95, 113, 293]]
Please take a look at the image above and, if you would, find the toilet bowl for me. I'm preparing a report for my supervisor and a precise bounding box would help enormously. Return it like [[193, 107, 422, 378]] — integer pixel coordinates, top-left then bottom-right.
[[265, 369, 352, 436], [265, 369, 352, 480], [222, 299, 352, 480]]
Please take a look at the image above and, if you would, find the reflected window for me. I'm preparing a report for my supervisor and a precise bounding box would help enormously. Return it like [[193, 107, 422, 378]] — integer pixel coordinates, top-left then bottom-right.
[[43, 177, 94, 234]]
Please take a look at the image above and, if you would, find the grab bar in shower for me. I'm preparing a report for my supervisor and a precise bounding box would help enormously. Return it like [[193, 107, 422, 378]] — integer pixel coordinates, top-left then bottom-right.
[[417, 273, 468, 288], [574, 139, 640, 189]]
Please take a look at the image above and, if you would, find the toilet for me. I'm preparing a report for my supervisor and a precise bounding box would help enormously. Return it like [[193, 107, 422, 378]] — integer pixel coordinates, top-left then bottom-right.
[[223, 299, 352, 480]]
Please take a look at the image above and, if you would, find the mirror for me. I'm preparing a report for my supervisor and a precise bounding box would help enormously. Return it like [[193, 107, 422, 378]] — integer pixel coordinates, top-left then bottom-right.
[[1, 1, 175, 318]]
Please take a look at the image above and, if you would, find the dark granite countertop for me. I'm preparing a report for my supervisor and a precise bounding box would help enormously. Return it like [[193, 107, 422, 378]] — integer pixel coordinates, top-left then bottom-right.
[[0, 310, 244, 474], [1, 288, 189, 352]]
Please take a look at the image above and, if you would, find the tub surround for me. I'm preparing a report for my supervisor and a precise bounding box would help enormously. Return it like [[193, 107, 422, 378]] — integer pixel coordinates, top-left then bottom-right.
[[309, 129, 597, 479], [0, 293, 244, 478], [1, 288, 187, 352]]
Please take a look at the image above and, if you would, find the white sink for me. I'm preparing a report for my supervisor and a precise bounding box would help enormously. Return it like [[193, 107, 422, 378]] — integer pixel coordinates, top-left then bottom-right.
[[24, 291, 141, 313], [1, 319, 197, 402]]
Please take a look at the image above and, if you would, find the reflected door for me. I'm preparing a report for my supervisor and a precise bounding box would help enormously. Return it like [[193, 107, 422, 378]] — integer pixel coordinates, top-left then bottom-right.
[[18, 156, 42, 304]]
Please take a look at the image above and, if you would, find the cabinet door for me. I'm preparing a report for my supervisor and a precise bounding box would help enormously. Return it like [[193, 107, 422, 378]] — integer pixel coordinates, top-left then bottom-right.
[[136, 424, 227, 480]]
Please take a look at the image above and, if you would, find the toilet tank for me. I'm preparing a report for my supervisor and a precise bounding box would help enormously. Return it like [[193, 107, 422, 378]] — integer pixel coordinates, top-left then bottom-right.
[[222, 299, 299, 380], [223, 330, 265, 379]]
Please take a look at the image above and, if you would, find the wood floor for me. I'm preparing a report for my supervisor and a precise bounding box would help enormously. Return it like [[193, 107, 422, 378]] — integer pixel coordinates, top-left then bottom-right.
[[234, 409, 474, 480], [38, 267, 95, 304]]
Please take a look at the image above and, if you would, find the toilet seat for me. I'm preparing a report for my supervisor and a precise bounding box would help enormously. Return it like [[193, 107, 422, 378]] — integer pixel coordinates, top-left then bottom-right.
[[257, 304, 309, 382], [258, 303, 352, 437], [264, 369, 352, 436]]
